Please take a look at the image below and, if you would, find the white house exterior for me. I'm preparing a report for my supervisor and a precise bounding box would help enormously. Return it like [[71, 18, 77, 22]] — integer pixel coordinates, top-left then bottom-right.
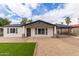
[[0, 20, 73, 37], [4, 27, 24, 37], [2, 20, 57, 37]]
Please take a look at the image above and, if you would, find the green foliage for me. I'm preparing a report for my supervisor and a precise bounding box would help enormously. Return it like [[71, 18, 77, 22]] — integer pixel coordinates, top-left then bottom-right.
[[21, 18, 32, 24], [65, 17, 71, 25], [0, 18, 11, 26]]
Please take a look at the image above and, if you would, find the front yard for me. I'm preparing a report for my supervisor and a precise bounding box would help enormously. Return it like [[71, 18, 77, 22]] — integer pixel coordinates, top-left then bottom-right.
[[0, 37, 79, 56], [0, 43, 36, 56]]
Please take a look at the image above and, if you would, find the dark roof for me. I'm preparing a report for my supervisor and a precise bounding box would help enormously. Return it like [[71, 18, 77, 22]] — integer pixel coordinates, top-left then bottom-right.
[[4, 20, 72, 28], [23, 20, 56, 26], [5, 20, 56, 27], [5, 24, 22, 27], [56, 24, 72, 28]]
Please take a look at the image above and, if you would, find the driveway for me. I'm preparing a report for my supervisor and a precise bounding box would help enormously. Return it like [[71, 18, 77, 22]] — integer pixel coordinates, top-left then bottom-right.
[[26, 37, 79, 56], [0, 37, 79, 56]]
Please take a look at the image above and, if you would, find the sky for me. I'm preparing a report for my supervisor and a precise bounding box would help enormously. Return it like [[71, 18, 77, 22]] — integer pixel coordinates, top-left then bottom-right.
[[0, 2, 79, 24]]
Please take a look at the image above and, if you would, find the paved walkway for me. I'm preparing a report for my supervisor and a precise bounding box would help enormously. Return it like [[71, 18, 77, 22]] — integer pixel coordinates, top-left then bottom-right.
[[0, 37, 79, 55], [26, 37, 79, 56]]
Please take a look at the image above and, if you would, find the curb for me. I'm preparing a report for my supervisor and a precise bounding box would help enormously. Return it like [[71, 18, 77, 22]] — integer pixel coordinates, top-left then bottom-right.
[[33, 43, 38, 56]]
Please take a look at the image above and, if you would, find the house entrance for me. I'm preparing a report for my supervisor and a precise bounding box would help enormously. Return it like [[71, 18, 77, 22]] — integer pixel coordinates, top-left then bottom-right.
[[27, 28, 31, 37]]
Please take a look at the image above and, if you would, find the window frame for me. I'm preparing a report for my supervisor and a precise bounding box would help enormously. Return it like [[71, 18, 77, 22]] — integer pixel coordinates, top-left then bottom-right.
[[35, 28, 48, 35], [8, 28, 18, 34]]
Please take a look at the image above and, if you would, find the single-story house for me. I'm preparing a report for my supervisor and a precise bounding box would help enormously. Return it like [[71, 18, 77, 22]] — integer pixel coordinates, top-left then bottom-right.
[[0, 20, 72, 37]]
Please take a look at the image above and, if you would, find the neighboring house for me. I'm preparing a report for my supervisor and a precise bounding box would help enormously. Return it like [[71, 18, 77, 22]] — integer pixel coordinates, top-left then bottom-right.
[[56, 24, 72, 35], [0, 20, 72, 37], [71, 24, 79, 35]]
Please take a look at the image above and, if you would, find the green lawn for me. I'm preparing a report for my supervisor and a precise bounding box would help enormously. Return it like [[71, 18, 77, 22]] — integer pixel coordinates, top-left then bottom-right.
[[0, 43, 36, 56]]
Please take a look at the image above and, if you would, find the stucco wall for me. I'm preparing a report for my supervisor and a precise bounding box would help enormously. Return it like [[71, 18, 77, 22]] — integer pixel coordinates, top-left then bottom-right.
[[54, 26, 57, 35], [3, 26, 57, 37], [3, 27, 24, 37]]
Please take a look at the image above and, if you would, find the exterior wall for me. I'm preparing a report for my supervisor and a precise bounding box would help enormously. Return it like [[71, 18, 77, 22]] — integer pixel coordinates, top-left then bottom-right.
[[25, 21, 57, 37], [3, 21, 58, 37], [71, 28, 79, 35], [48, 28, 54, 36], [54, 26, 57, 35], [3, 26, 57, 37], [3, 27, 24, 37], [30, 28, 54, 37]]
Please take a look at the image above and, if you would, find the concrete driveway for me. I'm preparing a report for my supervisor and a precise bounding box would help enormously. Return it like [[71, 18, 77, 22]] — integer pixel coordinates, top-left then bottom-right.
[[0, 37, 79, 56]]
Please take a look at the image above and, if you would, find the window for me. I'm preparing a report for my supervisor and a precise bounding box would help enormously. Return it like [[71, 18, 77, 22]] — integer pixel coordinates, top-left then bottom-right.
[[9, 28, 18, 34], [12, 28, 16, 33], [10, 28, 13, 33], [42, 29, 44, 34], [38, 29, 41, 34], [35, 28, 48, 35]]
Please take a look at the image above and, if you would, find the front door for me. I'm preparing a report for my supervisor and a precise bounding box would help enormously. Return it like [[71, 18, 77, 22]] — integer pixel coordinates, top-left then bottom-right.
[[27, 28, 31, 37]]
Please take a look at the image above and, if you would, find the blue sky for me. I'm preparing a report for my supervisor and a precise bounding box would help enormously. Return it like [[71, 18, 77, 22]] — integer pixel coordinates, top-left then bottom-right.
[[0, 3, 64, 18], [32, 3, 64, 15], [0, 3, 78, 24]]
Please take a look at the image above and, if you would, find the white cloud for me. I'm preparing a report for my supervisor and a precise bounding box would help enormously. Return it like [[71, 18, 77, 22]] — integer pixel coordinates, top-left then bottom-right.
[[28, 3, 39, 9], [5, 3, 32, 18], [32, 3, 79, 25], [0, 3, 39, 24], [2, 3, 39, 17], [0, 3, 79, 24]]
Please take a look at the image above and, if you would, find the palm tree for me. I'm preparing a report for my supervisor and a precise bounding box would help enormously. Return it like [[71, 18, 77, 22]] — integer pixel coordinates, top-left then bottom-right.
[[65, 17, 71, 25], [21, 18, 32, 24]]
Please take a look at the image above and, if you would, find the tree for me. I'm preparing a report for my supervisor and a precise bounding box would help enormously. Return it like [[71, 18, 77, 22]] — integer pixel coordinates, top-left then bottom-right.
[[65, 17, 71, 25], [0, 18, 11, 26], [21, 18, 32, 24]]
